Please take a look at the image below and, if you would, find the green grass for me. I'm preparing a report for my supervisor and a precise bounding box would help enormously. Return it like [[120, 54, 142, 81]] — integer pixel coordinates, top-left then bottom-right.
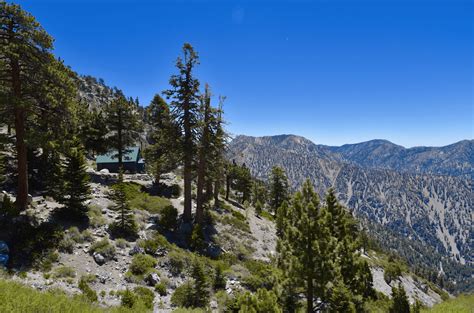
[[422, 294, 474, 313], [0, 279, 148, 312], [114, 181, 172, 214]]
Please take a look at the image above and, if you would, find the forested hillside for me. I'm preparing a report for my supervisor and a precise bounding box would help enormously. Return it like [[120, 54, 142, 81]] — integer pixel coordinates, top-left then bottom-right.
[[228, 135, 474, 293]]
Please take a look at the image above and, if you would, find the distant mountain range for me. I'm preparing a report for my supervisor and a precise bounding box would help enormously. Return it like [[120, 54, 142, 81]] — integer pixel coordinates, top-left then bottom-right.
[[228, 134, 473, 291]]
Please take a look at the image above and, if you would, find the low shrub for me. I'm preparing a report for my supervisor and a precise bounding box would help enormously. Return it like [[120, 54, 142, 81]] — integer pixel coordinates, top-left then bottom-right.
[[171, 281, 194, 308], [58, 236, 75, 254], [133, 286, 154, 309], [78, 277, 98, 302], [116, 238, 129, 249], [53, 266, 76, 279], [168, 250, 191, 276], [88, 205, 106, 228], [89, 239, 115, 259], [129, 254, 157, 276], [154, 282, 167, 296], [138, 233, 171, 255], [159, 205, 178, 231]]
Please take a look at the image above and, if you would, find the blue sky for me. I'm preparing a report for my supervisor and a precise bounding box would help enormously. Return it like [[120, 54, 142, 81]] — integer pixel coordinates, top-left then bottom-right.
[[16, 0, 473, 147]]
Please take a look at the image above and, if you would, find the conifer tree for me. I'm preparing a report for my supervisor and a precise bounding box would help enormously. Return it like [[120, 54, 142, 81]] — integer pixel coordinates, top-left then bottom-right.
[[389, 284, 410, 313], [81, 108, 109, 156], [269, 166, 289, 214], [59, 143, 91, 219], [145, 94, 180, 185], [0, 3, 76, 210], [196, 85, 213, 224], [105, 93, 140, 170], [277, 179, 335, 313], [109, 171, 137, 238], [164, 43, 200, 223], [43, 150, 64, 200], [210, 97, 227, 207], [190, 259, 210, 308], [234, 164, 253, 204]]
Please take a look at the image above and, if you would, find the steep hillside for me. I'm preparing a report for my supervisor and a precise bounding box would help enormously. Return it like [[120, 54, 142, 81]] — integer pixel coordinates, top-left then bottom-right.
[[228, 135, 473, 292], [325, 139, 473, 179]]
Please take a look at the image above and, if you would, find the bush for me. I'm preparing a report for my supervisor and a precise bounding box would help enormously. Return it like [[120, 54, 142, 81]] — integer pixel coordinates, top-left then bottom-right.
[[168, 250, 190, 276], [133, 286, 154, 309], [190, 224, 206, 252], [116, 238, 129, 249], [35, 250, 59, 272], [127, 190, 173, 214], [81, 230, 94, 242], [171, 281, 194, 308], [138, 233, 171, 255], [58, 236, 75, 254], [159, 205, 178, 231], [155, 282, 167, 296], [384, 262, 403, 284], [89, 239, 115, 260], [87, 205, 106, 228], [129, 254, 157, 276], [120, 288, 137, 308], [78, 277, 98, 302], [53, 266, 76, 279]]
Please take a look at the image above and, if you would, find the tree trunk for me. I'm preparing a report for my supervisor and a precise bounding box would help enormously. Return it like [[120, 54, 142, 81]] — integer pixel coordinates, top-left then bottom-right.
[[11, 55, 28, 211], [306, 275, 313, 313], [182, 108, 192, 223], [14, 106, 28, 211], [225, 174, 230, 201], [117, 107, 123, 170], [213, 179, 220, 207]]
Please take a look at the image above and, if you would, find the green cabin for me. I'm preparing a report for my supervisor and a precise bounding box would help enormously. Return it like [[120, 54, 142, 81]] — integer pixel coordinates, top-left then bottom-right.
[[96, 147, 145, 173]]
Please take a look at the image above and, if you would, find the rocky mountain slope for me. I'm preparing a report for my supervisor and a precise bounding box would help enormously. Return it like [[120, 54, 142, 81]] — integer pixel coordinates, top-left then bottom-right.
[[324, 139, 473, 179], [228, 135, 473, 291]]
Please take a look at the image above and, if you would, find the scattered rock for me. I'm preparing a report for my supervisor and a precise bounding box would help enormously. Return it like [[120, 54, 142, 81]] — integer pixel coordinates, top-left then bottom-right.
[[129, 245, 144, 256], [93, 252, 106, 265], [145, 272, 160, 286]]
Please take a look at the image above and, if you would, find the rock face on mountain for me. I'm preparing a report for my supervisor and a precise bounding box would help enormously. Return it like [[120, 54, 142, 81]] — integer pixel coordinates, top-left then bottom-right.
[[228, 134, 473, 290]]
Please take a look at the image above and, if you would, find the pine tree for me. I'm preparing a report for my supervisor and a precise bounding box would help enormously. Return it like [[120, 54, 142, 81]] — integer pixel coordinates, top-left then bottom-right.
[[190, 259, 210, 308], [42, 150, 64, 200], [0, 3, 76, 210], [164, 43, 201, 223], [105, 93, 140, 170], [59, 143, 91, 219], [233, 164, 253, 204], [196, 85, 213, 224], [81, 108, 109, 156], [213, 264, 226, 290], [109, 172, 138, 238], [389, 284, 410, 313], [269, 166, 289, 214], [144, 94, 180, 185], [277, 179, 336, 313], [255, 200, 263, 216], [210, 97, 227, 207]]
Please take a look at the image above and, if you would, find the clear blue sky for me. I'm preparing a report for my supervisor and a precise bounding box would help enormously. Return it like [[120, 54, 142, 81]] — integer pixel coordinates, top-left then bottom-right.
[[15, 0, 473, 147]]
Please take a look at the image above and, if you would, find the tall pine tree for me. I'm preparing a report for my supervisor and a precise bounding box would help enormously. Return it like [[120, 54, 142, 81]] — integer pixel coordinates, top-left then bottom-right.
[[145, 94, 180, 185], [269, 166, 289, 214], [105, 92, 140, 170], [164, 43, 200, 223], [0, 2, 76, 210]]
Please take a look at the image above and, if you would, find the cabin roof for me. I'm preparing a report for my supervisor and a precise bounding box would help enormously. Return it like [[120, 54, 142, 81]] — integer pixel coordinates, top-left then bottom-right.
[[96, 147, 140, 164]]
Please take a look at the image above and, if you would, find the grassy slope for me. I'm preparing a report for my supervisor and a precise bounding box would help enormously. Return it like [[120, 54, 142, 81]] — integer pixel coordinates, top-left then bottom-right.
[[0, 280, 143, 313], [421, 294, 474, 313]]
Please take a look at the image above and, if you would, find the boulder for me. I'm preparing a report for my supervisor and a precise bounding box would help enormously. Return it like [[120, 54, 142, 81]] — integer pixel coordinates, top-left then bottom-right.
[[99, 168, 110, 175], [128, 245, 145, 256], [93, 252, 106, 265], [145, 272, 160, 286]]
